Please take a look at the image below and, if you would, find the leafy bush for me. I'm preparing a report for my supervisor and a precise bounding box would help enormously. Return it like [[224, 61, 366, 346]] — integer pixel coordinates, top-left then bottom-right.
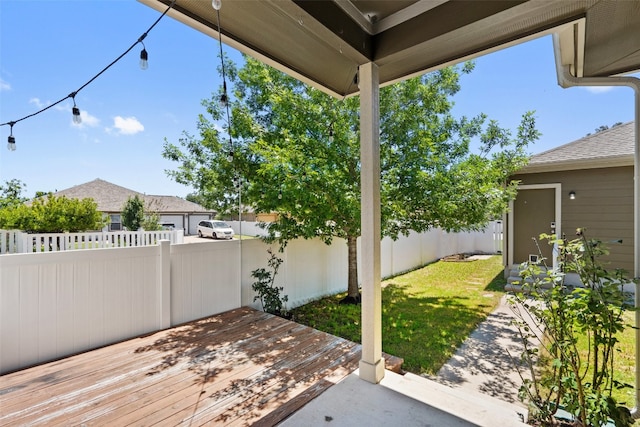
[[251, 248, 288, 317], [509, 230, 635, 427], [0, 194, 105, 232], [141, 211, 162, 231]]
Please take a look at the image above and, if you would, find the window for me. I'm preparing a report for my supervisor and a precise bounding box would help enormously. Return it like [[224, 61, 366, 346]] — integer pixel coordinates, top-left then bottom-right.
[[110, 214, 122, 231]]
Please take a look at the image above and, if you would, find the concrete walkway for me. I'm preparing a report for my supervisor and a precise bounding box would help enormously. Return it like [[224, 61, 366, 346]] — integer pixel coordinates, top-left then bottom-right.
[[432, 294, 535, 406]]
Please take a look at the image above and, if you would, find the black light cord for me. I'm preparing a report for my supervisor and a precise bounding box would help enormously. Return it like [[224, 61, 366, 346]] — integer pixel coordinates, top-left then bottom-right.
[[0, 0, 176, 130], [215, 7, 234, 156]]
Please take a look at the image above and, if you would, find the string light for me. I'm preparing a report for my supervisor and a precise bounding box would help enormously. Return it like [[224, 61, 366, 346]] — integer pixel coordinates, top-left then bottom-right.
[[139, 41, 149, 70], [211, 0, 237, 192], [0, 0, 176, 151], [210, 0, 242, 239], [7, 123, 16, 151], [328, 123, 334, 142], [220, 81, 228, 108], [71, 94, 82, 125]]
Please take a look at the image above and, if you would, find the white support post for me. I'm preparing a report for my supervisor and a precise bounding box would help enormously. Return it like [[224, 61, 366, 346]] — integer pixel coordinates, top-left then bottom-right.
[[358, 62, 384, 384], [633, 84, 640, 417], [158, 240, 171, 329]]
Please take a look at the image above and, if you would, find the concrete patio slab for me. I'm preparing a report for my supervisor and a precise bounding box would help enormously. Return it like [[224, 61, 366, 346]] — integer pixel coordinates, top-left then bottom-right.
[[279, 369, 528, 427]]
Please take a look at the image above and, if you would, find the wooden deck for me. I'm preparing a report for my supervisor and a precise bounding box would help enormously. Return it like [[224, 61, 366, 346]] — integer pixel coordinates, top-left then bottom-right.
[[0, 307, 362, 426]]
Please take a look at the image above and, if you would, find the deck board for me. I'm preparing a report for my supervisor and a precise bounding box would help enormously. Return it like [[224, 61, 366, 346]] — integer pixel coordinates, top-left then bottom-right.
[[0, 307, 362, 426]]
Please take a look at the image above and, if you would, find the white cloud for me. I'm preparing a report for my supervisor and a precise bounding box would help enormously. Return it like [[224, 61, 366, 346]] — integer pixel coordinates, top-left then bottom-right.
[[583, 86, 614, 94], [0, 78, 10, 91], [71, 110, 100, 128], [111, 116, 144, 135], [29, 97, 45, 108]]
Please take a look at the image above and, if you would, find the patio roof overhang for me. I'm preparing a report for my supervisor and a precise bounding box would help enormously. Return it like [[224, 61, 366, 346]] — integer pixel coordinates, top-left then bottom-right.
[[138, 0, 640, 98], [139, 0, 640, 411]]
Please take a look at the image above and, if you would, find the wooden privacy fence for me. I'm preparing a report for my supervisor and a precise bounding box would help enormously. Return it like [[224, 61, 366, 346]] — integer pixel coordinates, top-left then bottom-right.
[[0, 229, 184, 254]]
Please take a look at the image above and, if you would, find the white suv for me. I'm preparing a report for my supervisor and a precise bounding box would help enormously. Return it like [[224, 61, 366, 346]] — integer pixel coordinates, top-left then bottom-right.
[[197, 220, 235, 240]]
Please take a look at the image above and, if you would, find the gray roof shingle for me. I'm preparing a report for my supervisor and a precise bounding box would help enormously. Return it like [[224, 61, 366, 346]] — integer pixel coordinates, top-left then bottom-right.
[[53, 179, 213, 214], [521, 121, 634, 173]]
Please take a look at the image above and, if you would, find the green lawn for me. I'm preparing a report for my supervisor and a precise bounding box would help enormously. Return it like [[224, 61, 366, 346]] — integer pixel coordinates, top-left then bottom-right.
[[527, 308, 638, 423], [291, 255, 639, 421], [574, 310, 637, 410], [290, 255, 507, 375], [616, 311, 637, 408]]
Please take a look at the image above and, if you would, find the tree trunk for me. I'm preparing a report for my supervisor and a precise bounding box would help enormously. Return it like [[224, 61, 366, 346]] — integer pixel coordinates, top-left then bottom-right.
[[340, 235, 361, 304]]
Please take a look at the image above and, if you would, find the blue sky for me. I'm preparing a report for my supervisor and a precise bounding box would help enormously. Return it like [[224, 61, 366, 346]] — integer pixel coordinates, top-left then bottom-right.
[[1, 1, 637, 199]]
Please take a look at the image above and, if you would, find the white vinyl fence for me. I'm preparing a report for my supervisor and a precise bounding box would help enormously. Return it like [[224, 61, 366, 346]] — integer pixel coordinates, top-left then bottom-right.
[[0, 229, 184, 254], [0, 240, 240, 374], [0, 222, 500, 374]]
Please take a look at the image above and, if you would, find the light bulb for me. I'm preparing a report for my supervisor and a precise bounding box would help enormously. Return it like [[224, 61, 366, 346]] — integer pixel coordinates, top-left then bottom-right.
[[212, 0, 222, 10], [220, 93, 228, 108], [278, 190, 282, 200], [140, 48, 148, 70], [227, 151, 234, 162], [328, 127, 334, 143], [72, 106, 82, 124], [7, 135, 16, 151]]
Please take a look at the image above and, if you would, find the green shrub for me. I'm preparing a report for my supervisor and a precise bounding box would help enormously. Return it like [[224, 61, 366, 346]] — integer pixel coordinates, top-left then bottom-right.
[[509, 230, 635, 427], [251, 248, 289, 317]]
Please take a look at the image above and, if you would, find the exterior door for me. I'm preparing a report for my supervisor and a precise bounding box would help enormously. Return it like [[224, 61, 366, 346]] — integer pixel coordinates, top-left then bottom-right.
[[513, 188, 555, 265]]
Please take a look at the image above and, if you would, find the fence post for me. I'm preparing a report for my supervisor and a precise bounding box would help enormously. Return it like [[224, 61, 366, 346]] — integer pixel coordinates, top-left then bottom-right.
[[21, 232, 29, 253], [157, 240, 171, 329]]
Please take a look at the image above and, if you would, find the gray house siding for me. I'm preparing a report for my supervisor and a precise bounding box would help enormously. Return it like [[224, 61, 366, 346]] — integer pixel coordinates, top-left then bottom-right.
[[512, 166, 634, 273]]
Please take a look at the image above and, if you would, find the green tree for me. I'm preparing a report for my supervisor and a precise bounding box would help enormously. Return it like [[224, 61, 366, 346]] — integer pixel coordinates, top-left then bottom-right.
[[586, 122, 624, 136], [122, 195, 145, 231], [186, 192, 211, 209], [0, 194, 104, 232], [0, 179, 27, 209], [163, 56, 539, 301], [141, 211, 162, 231]]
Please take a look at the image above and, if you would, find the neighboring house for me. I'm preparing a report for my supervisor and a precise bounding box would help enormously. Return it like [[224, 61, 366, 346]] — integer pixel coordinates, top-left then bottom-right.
[[53, 178, 215, 235], [507, 121, 634, 274], [225, 210, 279, 223]]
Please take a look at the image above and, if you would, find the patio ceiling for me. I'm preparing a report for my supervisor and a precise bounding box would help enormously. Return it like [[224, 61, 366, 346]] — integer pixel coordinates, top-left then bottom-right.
[[139, 0, 640, 98]]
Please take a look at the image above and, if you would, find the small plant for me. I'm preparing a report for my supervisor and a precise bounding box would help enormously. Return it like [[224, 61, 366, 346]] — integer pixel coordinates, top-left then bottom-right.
[[509, 229, 635, 427], [251, 248, 289, 317], [141, 211, 162, 231]]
